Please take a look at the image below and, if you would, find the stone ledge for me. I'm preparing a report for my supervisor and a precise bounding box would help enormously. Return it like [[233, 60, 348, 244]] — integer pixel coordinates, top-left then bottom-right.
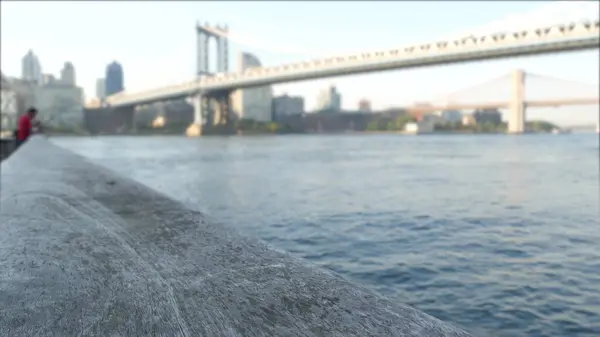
[[0, 136, 473, 337]]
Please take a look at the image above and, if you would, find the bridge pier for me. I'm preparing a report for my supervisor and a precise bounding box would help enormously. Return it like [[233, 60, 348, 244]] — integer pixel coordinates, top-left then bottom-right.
[[211, 91, 233, 126], [186, 93, 208, 137], [186, 91, 234, 137], [112, 106, 135, 134], [508, 69, 526, 134]]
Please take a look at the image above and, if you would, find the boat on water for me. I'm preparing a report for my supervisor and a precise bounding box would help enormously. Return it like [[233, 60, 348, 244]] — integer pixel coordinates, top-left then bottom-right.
[[551, 128, 571, 135]]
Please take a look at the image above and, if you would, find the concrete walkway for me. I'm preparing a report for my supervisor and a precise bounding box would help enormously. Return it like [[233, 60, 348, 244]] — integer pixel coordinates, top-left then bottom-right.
[[0, 136, 473, 337]]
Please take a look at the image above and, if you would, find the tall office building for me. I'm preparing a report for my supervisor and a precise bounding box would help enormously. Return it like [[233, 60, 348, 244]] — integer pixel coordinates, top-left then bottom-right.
[[1, 74, 19, 131], [434, 110, 463, 123], [231, 52, 273, 122], [358, 99, 372, 112], [35, 80, 84, 128], [96, 78, 106, 100], [43, 74, 58, 85], [272, 94, 304, 121], [316, 85, 342, 112], [21, 50, 43, 85], [60, 62, 76, 86], [105, 61, 124, 96]]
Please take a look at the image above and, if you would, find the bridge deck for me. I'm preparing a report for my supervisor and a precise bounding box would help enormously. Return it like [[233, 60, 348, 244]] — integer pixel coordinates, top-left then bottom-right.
[[0, 137, 472, 337], [107, 19, 599, 107]]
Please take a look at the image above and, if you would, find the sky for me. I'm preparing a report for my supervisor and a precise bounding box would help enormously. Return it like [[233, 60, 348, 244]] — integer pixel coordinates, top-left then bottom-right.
[[1, 1, 598, 126]]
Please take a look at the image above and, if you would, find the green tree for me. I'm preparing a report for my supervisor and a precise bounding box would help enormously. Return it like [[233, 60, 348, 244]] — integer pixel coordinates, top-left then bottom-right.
[[366, 119, 388, 131], [479, 122, 496, 133], [366, 121, 379, 131], [267, 122, 280, 133], [528, 120, 557, 132], [394, 115, 416, 130]]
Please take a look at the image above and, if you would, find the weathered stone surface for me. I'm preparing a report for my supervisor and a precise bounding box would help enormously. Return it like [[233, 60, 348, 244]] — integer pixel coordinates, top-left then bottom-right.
[[0, 137, 473, 337]]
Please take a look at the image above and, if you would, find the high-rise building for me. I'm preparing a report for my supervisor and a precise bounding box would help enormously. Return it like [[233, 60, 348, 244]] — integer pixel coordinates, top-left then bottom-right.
[[434, 110, 463, 123], [43, 74, 57, 86], [1, 74, 19, 132], [316, 85, 341, 112], [472, 108, 502, 125], [35, 82, 84, 128], [96, 78, 106, 100], [231, 52, 272, 122], [21, 50, 43, 85], [60, 62, 76, 86], [272, 94, 304, 121], [7, 72, 85, 128], [5, 77, 37, 114], [358, 99, 371, 112], [105, 61, 124, 96]]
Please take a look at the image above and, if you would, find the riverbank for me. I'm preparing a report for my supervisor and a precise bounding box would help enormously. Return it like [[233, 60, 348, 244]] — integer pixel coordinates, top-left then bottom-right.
[[1, 136, 473, 337], [53, 129, 570, 137], [49, 133, 600, 337], [363, 130, 506, 135]]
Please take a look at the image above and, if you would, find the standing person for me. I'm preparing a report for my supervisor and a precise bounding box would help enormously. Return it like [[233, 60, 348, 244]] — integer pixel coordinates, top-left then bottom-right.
[[16, 107, 38, 147]]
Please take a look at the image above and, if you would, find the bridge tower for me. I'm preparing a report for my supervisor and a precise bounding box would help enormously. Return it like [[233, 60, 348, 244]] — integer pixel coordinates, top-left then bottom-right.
[[508, 69, 526, 134], [188, 21, 232, 136], [196, 22, 229, 76]]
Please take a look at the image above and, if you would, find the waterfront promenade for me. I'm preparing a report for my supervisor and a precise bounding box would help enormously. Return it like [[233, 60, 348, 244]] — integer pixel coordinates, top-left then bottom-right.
[[0, 136, 472, 337], [50, 133, 599, 337]]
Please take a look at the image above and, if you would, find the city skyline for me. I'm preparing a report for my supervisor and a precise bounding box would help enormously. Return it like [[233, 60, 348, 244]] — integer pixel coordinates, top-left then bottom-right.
[[13, 49, 78, 88], [1, 1, 598, 125]]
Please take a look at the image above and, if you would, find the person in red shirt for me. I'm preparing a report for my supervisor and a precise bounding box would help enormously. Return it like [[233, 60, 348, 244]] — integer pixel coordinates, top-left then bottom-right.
[[16, 107, 38, 147]]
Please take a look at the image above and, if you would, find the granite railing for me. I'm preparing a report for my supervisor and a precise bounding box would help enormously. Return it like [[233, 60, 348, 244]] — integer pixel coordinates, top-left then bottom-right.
[[0, 136, 473, 337]]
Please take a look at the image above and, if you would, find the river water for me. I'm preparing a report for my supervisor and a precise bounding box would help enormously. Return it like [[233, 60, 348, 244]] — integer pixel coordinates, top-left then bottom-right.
[[51, 134, 599, 337]]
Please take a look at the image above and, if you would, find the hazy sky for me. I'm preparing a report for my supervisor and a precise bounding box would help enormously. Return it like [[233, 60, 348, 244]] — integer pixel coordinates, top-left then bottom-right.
[[1, 1, 598, 125]]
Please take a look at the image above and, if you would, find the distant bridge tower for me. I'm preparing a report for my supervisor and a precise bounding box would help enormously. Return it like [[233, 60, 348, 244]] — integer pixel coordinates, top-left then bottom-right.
[[508, 69, 526, 134], [196, 21, 229, 76]]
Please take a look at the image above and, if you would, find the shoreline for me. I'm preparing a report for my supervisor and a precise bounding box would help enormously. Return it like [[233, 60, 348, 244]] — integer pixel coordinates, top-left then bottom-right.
[[1, 137, 475, 336], [47, 130, 573, 137]]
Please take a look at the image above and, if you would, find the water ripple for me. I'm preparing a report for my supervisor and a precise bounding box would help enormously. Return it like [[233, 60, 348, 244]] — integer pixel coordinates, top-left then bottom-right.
[[52, 134, 600, 337]]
